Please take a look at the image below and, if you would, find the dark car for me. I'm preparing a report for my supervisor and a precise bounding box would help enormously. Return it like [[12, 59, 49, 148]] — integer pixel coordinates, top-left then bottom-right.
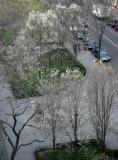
[[91, 49, 111, 62], [78, 26, 88, 40], [88, 41, 97, 50], [78, 31, 86, 39], [91, 49, 98, 56], [106, 20, 113, 27], [106, 19, 118, 28], [115, 25, 118, 32]]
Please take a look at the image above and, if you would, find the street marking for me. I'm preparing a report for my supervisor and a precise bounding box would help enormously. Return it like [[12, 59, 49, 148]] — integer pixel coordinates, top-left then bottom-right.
[[88, 23, 118, 49]]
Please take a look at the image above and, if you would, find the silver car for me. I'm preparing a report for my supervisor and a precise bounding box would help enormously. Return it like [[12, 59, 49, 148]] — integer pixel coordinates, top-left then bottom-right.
[[100, 50, 111, 62], [93, 49, 111, 62]]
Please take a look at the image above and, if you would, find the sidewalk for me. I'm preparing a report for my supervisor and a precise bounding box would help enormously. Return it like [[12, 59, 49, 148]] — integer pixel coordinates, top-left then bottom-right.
[[0, 64, 11, 160], [65, 42, 96, 74], [77, 50, 95, 73]]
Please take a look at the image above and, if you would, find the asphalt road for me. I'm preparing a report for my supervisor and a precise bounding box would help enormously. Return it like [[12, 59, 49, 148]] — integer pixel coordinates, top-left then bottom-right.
[[103, 26, 118, 70], [89, 17, 118, 71]]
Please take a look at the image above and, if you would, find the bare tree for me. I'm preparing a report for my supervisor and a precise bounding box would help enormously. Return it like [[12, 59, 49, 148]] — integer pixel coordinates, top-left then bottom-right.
[[67, 82, 83, 147], [87, 66, 118, 148], [0, 97, 45, 160], [62, 81, 84, 160], [40, 93, 64, 152]]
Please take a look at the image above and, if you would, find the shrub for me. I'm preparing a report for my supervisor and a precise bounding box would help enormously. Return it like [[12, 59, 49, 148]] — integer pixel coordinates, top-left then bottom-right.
[[105, 149, 118, 159], [35, 140, 117, 160], [10, 71, 41, 98], [2, 32, 14, 46]]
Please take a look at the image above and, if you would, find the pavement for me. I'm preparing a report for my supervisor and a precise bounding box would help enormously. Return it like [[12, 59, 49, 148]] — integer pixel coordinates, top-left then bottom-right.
[[0, 64, 12, 160], [0, 123, 7, 160], [77, 50, 95, 73]]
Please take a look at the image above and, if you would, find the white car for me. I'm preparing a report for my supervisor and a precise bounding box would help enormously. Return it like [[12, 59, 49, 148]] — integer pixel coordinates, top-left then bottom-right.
[[100, 50, 111, 62], [92, 4, 111, 18]]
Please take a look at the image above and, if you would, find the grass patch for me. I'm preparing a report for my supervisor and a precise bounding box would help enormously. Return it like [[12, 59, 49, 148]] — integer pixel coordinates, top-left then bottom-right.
[[8, 0, 48, 12], [39, 48, 86, 76], [1, 32, 15, 46], [11, 48, 86, 99], [11, 71, 41, 99]]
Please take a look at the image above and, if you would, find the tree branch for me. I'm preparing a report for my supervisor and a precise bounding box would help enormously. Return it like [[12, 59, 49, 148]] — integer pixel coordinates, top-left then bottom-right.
[[0, 119, 13, 129], [17, 139, 44, 152], [2, 125, 14, 149], [27, 124, 41, 130], [18, 112, 36, 135]]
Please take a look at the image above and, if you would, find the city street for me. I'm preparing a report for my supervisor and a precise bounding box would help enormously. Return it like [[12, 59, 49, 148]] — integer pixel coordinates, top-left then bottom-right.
[[89, 17, 118, 71], [103, 26, 118, 70]]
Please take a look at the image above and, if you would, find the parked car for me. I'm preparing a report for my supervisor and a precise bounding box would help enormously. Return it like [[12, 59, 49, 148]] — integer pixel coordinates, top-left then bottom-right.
[[111, 19, 118, 28], [77, 31, 85, 39], [106, 20, 113, 27], [91, 49, 111, 62], [115, 25, 118, 32], [88, 41, 97, 50], [81, 26, 88, 35], [106, 19, 118, 28], [92, 4, 111, 19]]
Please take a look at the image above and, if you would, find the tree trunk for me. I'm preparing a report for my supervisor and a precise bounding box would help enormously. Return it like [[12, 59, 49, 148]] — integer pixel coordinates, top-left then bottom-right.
[[52, 123, 56, 158], [11, 150, 16, 160], [74, 128, 78, 148], [74, 113, 78, 148], [98, 37, 102, 61], [73, 43, 77, 59], [74, 113, 79, 160], [74, 148, 79, 160], [10, 136, 20, 160], [10, 145, 18, 160], [60, 51, 63, 70], [52, 136, 56, 151], [52, 134, 56, 159], [48, 51, 51, 74]]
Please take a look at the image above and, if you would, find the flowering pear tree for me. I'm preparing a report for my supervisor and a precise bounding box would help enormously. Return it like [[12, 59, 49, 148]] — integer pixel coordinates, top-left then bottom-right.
[[7, 4, 84, 71], [6, 4, 84, 95], [55, 4, 84, 57]]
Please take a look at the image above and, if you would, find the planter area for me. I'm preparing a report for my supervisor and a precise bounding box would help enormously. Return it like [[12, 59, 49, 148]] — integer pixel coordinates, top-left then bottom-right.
[[10, 48, 86, 99], [35, 139, 118, 160]]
